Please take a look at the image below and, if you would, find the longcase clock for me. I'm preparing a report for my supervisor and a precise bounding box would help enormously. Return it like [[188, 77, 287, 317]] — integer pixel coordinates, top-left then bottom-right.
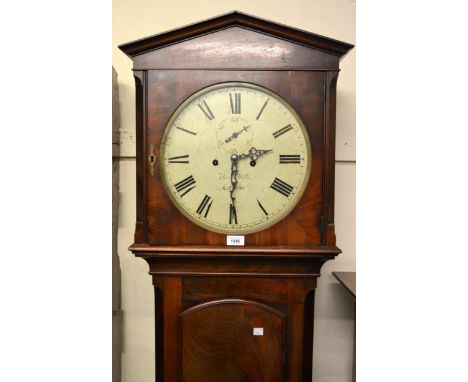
[[119, 11, 353, 382]]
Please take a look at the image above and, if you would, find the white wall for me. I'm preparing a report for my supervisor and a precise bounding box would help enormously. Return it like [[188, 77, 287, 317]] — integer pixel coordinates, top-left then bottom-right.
[[113, 1, 355, 381]]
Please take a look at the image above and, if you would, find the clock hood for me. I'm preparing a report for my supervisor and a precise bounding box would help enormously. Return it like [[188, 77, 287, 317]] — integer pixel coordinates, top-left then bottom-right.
[[118, 11, 354, 70]]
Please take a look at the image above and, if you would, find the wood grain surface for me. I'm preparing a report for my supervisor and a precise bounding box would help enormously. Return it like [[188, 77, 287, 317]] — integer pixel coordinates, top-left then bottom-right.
[[180, 299, 285, 382]]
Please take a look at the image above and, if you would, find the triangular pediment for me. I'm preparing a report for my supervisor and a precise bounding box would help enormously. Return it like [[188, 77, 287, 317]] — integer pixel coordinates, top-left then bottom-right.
[[119, 11, 353, 70]]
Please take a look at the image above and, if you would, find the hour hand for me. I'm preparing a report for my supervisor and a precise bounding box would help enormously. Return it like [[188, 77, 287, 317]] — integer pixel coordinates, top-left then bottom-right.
[[225, 125, 250, 143], [238, 147, 272, 161]]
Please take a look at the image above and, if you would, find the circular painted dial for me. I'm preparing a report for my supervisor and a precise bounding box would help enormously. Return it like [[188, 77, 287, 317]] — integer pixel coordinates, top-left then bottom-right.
[[160, 82, 311, 235]]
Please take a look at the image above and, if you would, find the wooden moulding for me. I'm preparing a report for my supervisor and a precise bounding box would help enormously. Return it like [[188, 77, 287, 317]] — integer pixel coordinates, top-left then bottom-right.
[[118, 11, 354, 70], [119, 11, 354, 61], [129, 245, 340, 278], [129, 244, 341, 257]]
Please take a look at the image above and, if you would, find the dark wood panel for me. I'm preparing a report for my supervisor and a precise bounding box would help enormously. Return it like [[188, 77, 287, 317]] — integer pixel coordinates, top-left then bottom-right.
[[154, 287, 164, 382], [152, 275, 317, 382], [133, 71, 147, 243], [182, 278, 287, 311], [180, 299, 285, 382], [133, 27, 338, 70], [145, 257, 327, 278], [162, 278, 182, 381], [322, 71, 340, 245], [145, 70, 325, 246], [302, 290, 315, 381]]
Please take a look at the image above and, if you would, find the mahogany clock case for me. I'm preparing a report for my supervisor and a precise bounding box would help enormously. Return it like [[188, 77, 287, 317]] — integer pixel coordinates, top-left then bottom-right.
[[118, 11, 354, 382], [119, 11, 354, 251]]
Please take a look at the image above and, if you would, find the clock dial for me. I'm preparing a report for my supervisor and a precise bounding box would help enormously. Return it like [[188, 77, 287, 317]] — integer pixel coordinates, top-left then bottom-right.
[[160, 82, 311, 234]]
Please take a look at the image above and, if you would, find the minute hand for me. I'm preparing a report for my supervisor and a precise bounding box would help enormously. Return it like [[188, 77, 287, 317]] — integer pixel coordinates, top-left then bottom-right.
[[229, 154, 239, 206], [238, 147, 272, 161]]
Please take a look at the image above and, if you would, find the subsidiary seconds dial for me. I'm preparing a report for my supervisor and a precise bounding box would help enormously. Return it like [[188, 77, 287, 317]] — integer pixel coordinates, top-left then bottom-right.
[[160, 82, 311, 235]]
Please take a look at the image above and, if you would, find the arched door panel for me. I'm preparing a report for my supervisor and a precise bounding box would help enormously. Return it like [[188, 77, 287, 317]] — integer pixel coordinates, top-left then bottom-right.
[[180, 299, 286, 382]]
